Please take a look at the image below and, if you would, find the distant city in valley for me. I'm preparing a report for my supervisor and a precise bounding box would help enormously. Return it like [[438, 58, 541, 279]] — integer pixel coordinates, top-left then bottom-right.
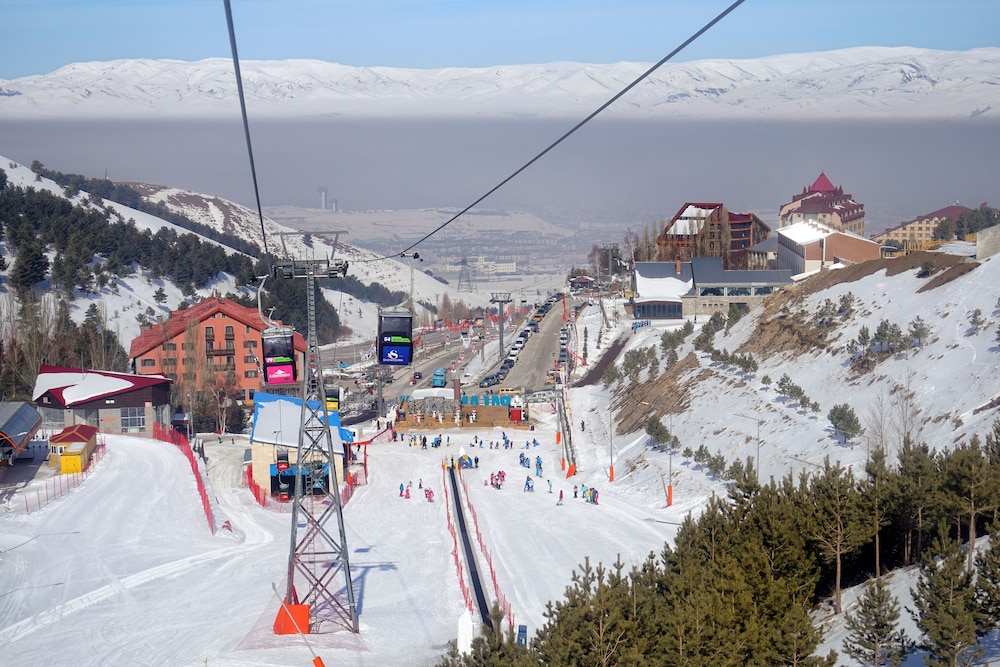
[[3, 117, 997, 273]]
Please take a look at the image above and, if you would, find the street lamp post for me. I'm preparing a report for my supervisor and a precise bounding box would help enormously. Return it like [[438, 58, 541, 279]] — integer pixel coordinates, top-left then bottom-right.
[[609, 398, 614, 482], [736, 413, 763, 484]]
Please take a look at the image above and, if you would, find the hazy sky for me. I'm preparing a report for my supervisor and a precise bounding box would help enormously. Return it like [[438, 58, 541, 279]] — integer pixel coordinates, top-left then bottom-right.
[[2, 0, 999, 79]]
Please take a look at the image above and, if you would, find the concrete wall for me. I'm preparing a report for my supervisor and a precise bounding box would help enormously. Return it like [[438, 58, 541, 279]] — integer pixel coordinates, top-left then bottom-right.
[[977, 224, 1000, 260]]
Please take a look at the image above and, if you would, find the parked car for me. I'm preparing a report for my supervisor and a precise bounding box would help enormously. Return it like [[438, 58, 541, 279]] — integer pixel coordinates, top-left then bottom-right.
[[479, 374, 500, 388]]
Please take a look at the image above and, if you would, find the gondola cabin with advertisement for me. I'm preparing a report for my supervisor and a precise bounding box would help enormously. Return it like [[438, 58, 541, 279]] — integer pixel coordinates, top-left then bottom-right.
[[261, 327, 297, 385], [377, 307, 413, 366]]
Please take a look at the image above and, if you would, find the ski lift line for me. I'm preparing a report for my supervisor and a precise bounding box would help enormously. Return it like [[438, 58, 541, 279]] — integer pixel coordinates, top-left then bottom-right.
[[358, 0, 749, 264], [223, 0, 270, 258]]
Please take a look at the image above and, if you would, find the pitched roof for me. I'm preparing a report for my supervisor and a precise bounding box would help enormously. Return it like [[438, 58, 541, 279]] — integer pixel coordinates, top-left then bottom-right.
[[128, 295, 305, 359], [809, 172, 836, 193], [690, 256, 793, 286], [909, 205, 972, 224], [32, 365, 172, 408], [51, 424, 100, 443]]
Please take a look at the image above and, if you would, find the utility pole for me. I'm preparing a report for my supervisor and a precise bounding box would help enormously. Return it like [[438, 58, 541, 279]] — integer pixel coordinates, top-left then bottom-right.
[[490, 292, 512, 364], [272, 251, 358, 634]]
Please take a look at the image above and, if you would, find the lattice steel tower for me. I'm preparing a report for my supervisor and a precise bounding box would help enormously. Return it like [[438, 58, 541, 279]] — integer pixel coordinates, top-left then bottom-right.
[[457, 255, 476, 293], [275, 253, 358, 634]]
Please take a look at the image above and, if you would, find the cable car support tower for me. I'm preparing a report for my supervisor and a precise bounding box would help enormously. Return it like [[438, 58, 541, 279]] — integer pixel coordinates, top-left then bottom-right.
[[272, 240, 358, 634]]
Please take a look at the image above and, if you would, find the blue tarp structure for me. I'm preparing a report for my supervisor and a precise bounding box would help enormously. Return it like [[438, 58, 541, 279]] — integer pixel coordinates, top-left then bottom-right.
[[249, 392, 352, 454]]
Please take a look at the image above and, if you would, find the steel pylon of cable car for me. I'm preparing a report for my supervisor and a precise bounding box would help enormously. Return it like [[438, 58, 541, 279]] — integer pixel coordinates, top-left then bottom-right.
[[281, 256, 358, 633]]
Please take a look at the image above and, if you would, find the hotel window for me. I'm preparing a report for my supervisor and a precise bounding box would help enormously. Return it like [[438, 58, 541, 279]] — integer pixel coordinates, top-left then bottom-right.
[[141, 358, 155, 367], [205, 326, 215, 340], [245, 370, 259, 379]]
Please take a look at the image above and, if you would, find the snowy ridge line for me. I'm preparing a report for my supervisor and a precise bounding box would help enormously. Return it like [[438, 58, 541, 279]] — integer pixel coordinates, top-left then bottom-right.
[[442, 466, 475, 614], [458, 469, 516, 631]]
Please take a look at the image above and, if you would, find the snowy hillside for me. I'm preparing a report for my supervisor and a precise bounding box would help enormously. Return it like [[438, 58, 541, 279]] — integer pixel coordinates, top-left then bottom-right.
[[1, 47, 998, 120], [2, 211, 1000, 663], [0, 156, 489, 346], [124, 181, 489, 320]]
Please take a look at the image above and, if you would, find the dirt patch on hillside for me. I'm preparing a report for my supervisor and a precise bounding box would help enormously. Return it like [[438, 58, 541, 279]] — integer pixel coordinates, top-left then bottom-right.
[[918, 260, 980, 293], [735, 251, 976, 360], [614, 352, 703, 435], [792, 251, 972, 297]]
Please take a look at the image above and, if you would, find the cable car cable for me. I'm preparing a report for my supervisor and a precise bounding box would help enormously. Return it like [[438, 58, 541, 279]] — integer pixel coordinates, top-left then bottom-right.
[[224, 0, 270, 258], [367, 0, 748, 262]]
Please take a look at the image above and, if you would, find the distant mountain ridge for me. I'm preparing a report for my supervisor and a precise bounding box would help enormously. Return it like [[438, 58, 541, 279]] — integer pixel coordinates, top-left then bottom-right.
[[1, 47, 998, 120]]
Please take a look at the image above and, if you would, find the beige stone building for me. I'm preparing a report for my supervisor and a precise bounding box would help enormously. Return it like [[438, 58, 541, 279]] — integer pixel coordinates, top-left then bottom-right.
[[870, 204, 971, 246]]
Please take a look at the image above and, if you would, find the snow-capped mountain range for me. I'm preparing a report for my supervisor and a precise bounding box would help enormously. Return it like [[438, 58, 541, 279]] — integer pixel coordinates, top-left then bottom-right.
[[1, 47, 998, 120]]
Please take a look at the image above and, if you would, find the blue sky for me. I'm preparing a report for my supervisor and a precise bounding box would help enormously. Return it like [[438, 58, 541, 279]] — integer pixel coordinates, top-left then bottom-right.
[[2, 0, 998, 79]]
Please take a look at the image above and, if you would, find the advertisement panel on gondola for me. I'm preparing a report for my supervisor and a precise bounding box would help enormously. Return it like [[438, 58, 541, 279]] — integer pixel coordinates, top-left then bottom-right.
[[262, 328, 298, 385], [378, 308, 413, 366]]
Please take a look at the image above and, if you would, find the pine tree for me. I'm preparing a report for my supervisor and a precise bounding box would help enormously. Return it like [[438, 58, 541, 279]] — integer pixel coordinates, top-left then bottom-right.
[[10, 239, 50, 293], [908, 316, 931, 348], [911, 535, 983, 666], [842, 577, 909, 667], [941, 436, 1000, 573], [811, 457, 870, 613], [892, 438, 942, 566], [974, 523, 1000, 629], [828, 403, 864, 445], [865, 446, 894, 577]]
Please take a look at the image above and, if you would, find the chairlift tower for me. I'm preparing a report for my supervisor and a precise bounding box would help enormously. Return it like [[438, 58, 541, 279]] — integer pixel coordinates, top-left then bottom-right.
[[272, 246, 358, 634]]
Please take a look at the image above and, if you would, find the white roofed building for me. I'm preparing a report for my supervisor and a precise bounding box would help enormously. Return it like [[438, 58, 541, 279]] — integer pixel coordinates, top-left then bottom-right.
[[776, 220, 882, 277], [32, 364, 172, 436]]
